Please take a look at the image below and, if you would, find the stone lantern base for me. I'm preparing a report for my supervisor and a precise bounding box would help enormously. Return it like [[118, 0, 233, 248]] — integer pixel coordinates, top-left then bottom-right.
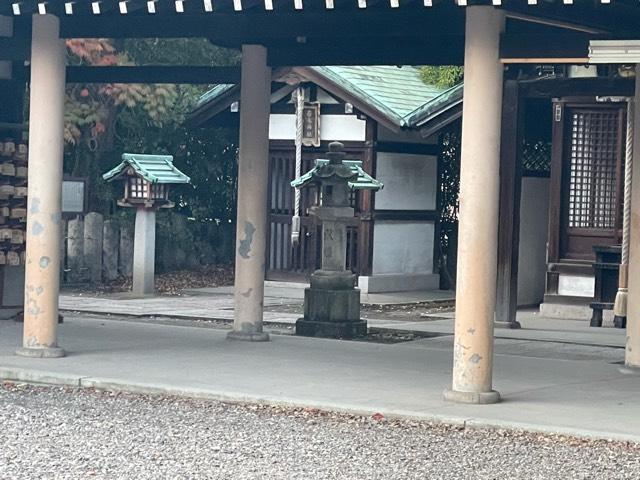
[[295, 270, 367, 339]]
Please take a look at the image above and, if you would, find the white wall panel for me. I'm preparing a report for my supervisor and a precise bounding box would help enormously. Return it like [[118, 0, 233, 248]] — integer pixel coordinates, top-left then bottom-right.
[[517, 177, 550, 306], [269, 114, 366, 142], [372, 221, 434, 275], [375, 152, 437, 210]]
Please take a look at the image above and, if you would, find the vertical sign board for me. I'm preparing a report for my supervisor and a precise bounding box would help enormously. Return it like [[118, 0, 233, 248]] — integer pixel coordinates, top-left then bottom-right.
[[302, 102, 321, 147], [62, 178, 87, 216]]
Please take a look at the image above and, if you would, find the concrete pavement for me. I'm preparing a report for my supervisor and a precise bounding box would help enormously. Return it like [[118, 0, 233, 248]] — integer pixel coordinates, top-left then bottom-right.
[[183, 281, 456, 305], [1, 315, 638, 443], [59, 293, 625, 348]]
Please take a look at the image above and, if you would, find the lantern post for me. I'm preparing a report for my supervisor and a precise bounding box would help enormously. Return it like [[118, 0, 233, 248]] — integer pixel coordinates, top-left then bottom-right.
[[103, 153, 190, 295]]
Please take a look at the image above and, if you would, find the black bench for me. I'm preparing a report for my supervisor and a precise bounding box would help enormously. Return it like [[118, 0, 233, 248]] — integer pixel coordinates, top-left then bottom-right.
[[590, 245, 623, 328]]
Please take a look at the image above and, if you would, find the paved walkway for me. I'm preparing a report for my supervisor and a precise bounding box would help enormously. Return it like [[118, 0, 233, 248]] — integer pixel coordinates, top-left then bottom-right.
[[183, 282, 456, 305], [59, 293, 625, 348], [60, 292, 302, 324], [1, 314, 638, 442]]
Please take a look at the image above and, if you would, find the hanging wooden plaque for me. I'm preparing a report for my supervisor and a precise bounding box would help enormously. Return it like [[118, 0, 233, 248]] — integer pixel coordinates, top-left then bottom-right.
[[302, 102, 321, 147]]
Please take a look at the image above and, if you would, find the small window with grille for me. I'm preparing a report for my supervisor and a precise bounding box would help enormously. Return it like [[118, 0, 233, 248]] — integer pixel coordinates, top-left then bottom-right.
[[567, 109, 621, 230], [128, 176, 148, 200], [151, 183, 167, 200]]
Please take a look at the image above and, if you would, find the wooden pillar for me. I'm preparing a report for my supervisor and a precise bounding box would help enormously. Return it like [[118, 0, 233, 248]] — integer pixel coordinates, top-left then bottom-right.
[[228, 45, 271, 342], [624, 66, 640, 371], [444, 6, 504, 404], [495, 79, 522, 329], [357, 119, 377, 276], [17, 15, 66, 358]]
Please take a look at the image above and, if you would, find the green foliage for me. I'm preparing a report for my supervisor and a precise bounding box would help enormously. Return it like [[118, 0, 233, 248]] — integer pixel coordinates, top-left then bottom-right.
[[437, 120, 461, 290], [419, 66, 464, 89], [123, 38, 240, 67], [63, 39, 242, 267]]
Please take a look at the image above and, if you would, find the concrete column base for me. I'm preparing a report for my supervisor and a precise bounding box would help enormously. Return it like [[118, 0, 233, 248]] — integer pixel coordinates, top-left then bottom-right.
[[296, 318, 367, 339], [614, 316, 627, 329], [494, 320, 522, 330], [16, 346, 65, 358], [227, 331, 270, 342], [619, 365, 640, 375], [297, 285, 367, 339], [443, 388, 501, 405]]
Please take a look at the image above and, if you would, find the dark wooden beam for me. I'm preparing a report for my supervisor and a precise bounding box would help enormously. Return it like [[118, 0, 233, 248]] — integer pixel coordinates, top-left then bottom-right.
[[519, 77, 635, 99], [0, 37, 30, 61], [495, 79, 523, 329], [22, 66, 241, 84], [373, 210, 439, 222], [357, 119, 377, 277], [60, 10, 465, 40], [500, 33, 594, 63], [376, 142, 441, 156], [502, 3, 640, 36], [268, 36, 465, 66]]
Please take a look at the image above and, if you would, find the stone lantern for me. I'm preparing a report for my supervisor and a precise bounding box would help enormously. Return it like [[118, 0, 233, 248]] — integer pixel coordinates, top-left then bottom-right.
[[291, 142, 383, 338], [103, 153, 190, 295]]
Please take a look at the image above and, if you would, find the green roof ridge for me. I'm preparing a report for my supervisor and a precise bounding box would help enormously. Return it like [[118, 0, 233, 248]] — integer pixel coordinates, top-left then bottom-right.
[[191, 66, 459, 130], [291, 159, 383, 191], [403, 82, 463, 127], [103, 153, 191, 185]]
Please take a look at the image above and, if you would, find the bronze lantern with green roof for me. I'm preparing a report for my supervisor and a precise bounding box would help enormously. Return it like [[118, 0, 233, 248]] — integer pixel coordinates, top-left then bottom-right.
[[103, 153, 190, 209], [103, 153, 190, 296]]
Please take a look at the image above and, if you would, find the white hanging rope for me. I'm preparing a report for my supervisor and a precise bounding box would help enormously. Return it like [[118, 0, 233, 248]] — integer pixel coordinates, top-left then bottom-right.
[[622, 101, 634, 267], [614, 99, 634, 319], [291, 87, 304, 247]]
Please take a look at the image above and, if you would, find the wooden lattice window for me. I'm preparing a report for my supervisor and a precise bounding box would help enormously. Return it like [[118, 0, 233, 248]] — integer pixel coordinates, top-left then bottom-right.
[[151, 183, 167, 200], [128, 177, 147, 199], [567, 109, 621, 230]]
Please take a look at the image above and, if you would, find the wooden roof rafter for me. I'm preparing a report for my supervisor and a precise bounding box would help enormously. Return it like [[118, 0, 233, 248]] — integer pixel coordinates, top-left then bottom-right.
[[2, 1, 639, 69]]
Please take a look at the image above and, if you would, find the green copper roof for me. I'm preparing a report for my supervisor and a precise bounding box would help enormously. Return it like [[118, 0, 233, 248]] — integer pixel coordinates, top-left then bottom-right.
[[404, 82, 463, 127], [103, 153, 191, 184], [291, 159, 383, 191], [190, 66, 460, 130], [193, 84, 236, 110], [308, 66, 445, 128]]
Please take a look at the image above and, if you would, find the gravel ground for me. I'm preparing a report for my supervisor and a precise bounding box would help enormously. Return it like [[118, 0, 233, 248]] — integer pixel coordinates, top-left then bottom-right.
[[1, 384, 639, 480]]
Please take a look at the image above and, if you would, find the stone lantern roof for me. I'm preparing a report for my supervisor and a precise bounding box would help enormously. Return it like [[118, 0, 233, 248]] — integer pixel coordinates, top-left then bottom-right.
[[102, 153, 190, 185], [291, 143, 383, 192]]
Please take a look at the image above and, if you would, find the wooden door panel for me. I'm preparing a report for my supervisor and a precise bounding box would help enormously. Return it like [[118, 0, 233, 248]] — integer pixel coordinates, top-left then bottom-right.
[[558, 103, 625, 261], [266, 148, 363, 280]]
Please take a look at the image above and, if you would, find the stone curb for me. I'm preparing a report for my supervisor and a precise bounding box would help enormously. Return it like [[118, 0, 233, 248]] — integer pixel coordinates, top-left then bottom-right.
[[0, 367, 84, 387], [61, 310, 626, 350], [1, 366, 639, 444], [60, 309, 298, 326]]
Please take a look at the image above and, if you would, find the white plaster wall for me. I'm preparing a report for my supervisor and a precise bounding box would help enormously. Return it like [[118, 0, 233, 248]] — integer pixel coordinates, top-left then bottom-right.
[[269, 114, 366, 142], [375, 152, 437, 210], [517, 177, 550, 306], [372, 221, 435, 275]]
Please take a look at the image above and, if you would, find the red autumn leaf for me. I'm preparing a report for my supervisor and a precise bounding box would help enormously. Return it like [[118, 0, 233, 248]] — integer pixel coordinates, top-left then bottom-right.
[[93, 122, 106, 134]]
